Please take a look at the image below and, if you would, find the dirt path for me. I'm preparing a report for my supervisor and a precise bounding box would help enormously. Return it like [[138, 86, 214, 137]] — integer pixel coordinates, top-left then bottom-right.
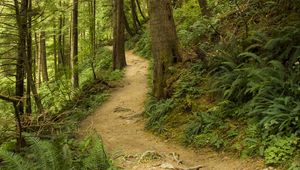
[[79, 50, 264, 170]]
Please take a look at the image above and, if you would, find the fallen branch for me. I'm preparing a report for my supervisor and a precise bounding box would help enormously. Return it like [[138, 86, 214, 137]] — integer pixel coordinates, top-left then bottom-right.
[[0, 94, 20, 103]]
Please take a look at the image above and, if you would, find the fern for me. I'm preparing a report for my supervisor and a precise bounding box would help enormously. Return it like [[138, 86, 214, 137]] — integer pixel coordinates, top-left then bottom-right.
[[0, 135, 112, 170], [82, 135, 109, 170], [27, 137, 61, 170], [0, 149, 33, 170]]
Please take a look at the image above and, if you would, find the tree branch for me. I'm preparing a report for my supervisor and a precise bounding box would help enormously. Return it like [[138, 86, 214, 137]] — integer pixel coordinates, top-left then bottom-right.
[[0, 94, 20, 103]]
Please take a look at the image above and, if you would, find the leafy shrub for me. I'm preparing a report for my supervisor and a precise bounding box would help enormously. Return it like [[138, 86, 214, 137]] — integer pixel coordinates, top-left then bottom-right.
[[264, 135, 299, 165], [145, 98, 175, 133], [194, 132, 225, 150], [174, 62, 206, 99]]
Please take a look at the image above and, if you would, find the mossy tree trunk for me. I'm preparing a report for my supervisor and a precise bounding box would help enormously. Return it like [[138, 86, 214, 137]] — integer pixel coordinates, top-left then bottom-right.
[[149, 0, 181, 99]]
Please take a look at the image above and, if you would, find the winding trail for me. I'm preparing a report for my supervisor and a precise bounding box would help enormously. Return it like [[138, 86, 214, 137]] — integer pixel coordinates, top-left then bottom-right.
[[79, 50, 264, 170]]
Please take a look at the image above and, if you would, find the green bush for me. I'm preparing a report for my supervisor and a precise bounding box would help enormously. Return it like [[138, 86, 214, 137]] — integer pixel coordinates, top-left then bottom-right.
[[264, 135, 299, 165]]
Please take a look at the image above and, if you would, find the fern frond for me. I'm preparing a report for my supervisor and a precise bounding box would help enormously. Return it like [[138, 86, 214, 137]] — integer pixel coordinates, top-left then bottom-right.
[[0, 149, 32, 170], [238, 52, 262, 64], [27, 137, 60, 170]]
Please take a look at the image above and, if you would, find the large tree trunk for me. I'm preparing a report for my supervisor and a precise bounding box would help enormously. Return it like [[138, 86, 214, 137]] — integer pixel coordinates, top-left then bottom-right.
[[112, 0, 126, 70], [149, 0, 181, 99], [39, 31, 49, 82], [71, 0, 79, 88]]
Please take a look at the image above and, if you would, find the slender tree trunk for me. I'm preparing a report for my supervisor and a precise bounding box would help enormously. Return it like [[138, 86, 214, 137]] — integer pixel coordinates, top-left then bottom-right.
[[71, 0, 79, 88], [35, 32, 42, 86], [124, 13, 134, 36], [136, 0, 146, 20], [130, 0, 140, 31], [149, 0, 181, 99], [26, 0, 32, 114], [58, 2, 64, 75], [39, 31, 49, 82], [26, 0, 44, 114], [112, 0, 126, 70], [90, 0, 97, 80], [13, 0, 27, 151], [34, 32, 39, 85], [53, 20, 58, 80]]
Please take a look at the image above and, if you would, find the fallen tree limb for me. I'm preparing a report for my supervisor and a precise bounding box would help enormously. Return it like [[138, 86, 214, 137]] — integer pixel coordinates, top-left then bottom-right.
[[0, 94, 20, 103]]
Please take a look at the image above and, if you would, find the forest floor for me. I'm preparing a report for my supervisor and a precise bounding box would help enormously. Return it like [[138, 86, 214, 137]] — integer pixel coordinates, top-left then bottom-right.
[[79, 50, 265, 170]]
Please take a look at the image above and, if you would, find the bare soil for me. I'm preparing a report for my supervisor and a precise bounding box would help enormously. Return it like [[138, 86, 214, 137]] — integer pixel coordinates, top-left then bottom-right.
[[79, 50, 264, 170]]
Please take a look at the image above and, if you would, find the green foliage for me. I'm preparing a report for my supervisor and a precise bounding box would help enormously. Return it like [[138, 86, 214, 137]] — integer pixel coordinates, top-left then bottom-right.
[[126, 29, 152, 59], [194, 132, 225, 150], [173, 62, 206, 99], [0, 135, 112, 170], [264, 135, 299, 165], [145, 98, 175, 133], [142, 0, 300, 168]]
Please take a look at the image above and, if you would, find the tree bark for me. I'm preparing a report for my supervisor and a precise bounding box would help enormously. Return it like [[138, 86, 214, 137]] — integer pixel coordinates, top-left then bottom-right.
[[71, 0, 79, 88], [149, 0, 181, 99], [13, 0, 27, 151], [26, 0, 32, 114], [26, 0, 44, 114], [53, 20, 58, 80], [58, 0, 66, 77], [112, 0, 126, 70], [39, 31, 49, 82], [89, 0, 97, 80], [35, 32, 41, 86]]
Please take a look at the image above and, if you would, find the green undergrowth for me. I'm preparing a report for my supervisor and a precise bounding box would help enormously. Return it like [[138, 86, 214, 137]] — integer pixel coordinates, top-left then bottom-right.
[[0, 47, 122, 170], [0, 134, 114, 170], [126, 27, 152, 59], [130, 0, 300, 169]]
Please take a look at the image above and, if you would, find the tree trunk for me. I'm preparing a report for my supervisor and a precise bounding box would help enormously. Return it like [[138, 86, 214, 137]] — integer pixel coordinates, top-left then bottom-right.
[[39, 31, 49, 82], [149, 0, 181, 99], [90, 0, 97, 80], [130, 0, 141, 32], [26, 0, 32, 114], [35, 32, 41, 86], [26, 0, 44, 114], [13, 0, 27, 151], [136, 0, 146, 20], [124, 13, 134, 36], [58, 0, 66, 77], [112, 0, 126, 70], [53, 20, 58, 80], [71, 0, 79, 88]]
